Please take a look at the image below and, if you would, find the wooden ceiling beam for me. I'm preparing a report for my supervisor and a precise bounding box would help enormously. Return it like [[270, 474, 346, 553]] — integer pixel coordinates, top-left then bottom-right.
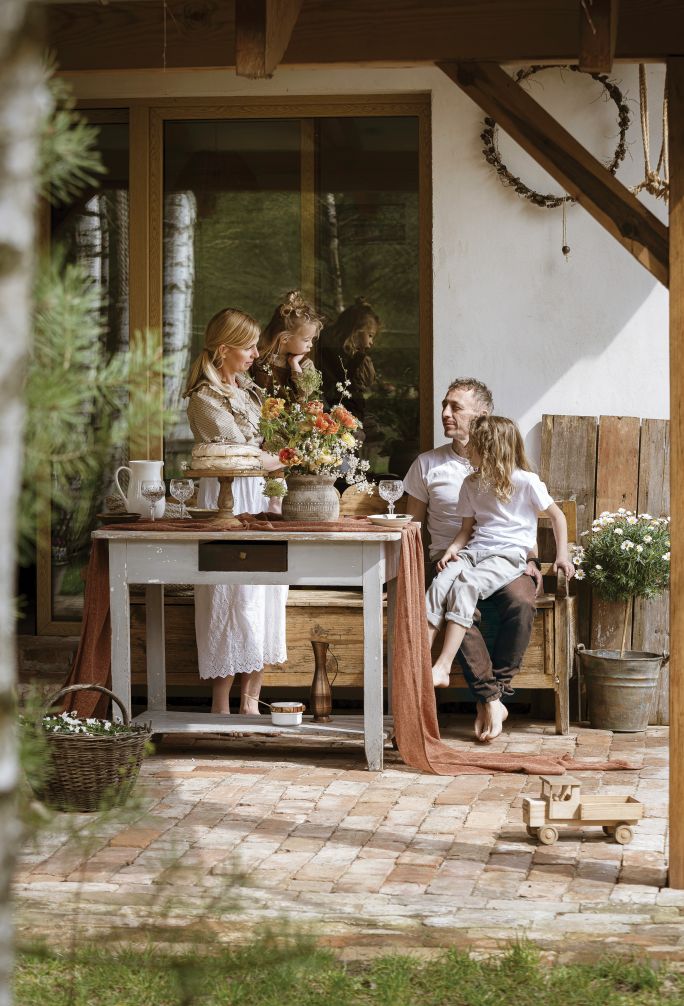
[[46, 0, 684, 72], [579, 0, 619, 73], [439, 60, 668, 287], [235, 0, 303, 79]]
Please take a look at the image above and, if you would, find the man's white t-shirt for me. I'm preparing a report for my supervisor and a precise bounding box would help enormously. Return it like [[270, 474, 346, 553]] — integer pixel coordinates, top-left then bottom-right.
[[456, 469, 554, 553], [403, 444, 473, 558]]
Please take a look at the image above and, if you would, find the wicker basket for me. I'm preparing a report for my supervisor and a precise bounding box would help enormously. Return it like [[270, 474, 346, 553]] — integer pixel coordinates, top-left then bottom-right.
[[32, 683, 151, 812]]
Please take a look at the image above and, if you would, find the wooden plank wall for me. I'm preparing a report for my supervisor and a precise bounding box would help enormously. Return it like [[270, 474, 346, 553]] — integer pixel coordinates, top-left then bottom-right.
[[540, 414, 670, 724]]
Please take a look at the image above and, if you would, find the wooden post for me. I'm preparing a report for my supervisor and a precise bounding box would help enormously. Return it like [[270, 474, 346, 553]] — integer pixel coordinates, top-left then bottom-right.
[[579, 0, 619, 73], [669, 57, 684, 889]]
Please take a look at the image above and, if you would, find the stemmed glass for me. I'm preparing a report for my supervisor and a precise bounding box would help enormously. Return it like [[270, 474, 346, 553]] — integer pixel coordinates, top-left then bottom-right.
[[140, 479, 166, 522], [169, 478, 194, 518], [378, 479, 404, 517]]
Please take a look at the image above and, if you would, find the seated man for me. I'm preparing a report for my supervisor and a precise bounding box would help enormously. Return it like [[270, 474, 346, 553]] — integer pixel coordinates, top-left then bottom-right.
[[404, 377, 542, 742]]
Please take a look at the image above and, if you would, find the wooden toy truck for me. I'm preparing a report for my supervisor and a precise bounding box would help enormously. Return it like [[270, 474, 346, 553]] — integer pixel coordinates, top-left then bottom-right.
[[523, 776, 643, 845]]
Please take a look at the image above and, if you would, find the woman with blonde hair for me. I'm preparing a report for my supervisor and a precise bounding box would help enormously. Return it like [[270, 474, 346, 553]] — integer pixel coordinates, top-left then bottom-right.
[[252, 290, 323, 398], [426, 415, 574, 741], [184, 307, 285, 715]]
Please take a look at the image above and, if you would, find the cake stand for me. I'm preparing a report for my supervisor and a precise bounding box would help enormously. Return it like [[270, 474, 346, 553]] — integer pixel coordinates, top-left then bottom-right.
[[185, 468, 274, 527]]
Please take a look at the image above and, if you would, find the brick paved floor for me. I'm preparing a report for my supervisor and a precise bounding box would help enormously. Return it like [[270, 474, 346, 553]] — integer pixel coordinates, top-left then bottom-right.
[[14, 716, 684, 963]]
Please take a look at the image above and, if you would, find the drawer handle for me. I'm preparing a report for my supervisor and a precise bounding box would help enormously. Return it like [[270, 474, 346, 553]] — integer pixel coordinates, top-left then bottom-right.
[[239, 551, 247, 560]]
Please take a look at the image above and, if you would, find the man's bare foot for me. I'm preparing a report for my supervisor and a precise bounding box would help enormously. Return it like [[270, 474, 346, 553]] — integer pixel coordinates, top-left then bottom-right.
[[474, 703, 486, 740], [480, 699, 509, 742], [432, 660, 451, 688]]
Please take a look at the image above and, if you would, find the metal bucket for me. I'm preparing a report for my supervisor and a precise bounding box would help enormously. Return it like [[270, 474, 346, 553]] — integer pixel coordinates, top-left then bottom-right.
[[576, 645, 665, 732]]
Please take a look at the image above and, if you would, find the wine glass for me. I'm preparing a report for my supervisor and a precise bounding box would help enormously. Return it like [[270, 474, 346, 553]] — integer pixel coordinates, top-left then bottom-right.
[[378, 479, 404, 517], [140, 479, 166, 522], [169, 478, 194, 518]]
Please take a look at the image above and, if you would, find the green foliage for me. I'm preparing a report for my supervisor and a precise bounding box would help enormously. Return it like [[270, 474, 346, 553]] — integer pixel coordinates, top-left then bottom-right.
[[39, 67, 105, 206], [14, 939, 684, 1006], [21, 251, 172, 561], [572, 509, 670, 602]]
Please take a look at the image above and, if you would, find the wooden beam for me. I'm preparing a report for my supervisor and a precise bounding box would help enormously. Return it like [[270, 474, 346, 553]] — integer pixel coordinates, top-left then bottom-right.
[[439, 60, 668, 287], [668, 57, 684, 889], [46, 0, 684, 72], [235, 0, 303, 78], [579, 0, 618, 73]]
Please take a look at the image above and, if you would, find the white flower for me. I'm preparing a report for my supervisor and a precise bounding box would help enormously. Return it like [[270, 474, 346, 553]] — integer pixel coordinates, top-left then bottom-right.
[[180, 461, 189, 471], [663, 552, 671, 561], [635, 544, 644, 553], [594, 564, 602, 570], [644, 535, 652, 543], [572, 555, 583, 566], [613, 528, 624, 535], [639, 513, 653, 520], [626, 516, 637, 525], [574, 569, 586, 580], [599, 511, 611, 517], [580, 530, 589, 537], [617, 507, 627, 514]]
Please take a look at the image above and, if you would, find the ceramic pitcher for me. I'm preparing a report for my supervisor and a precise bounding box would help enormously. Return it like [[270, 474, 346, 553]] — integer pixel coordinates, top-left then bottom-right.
[[114, 459, 165, 518]]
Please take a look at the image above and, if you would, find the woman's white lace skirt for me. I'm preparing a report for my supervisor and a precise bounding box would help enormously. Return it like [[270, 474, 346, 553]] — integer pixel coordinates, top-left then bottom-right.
[[194, 476, 288, 679]]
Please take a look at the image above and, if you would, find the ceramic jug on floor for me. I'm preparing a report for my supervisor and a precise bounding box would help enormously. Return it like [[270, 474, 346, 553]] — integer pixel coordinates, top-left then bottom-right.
[[115, 459, 166, 518]]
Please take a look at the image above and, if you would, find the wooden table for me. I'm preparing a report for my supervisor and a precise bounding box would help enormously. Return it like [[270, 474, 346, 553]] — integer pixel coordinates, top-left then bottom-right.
[[93, 527, 403, 771]]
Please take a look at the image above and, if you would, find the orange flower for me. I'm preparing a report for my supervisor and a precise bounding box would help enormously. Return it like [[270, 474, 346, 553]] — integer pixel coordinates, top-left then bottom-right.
[[315, 414, 340, 434], [331, 405, 358, 430], [303, 400, 325, 415], [278, 448, 301, 465]]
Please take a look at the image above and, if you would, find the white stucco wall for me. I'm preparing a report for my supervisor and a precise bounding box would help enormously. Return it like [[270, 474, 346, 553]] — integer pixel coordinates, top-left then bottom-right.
[[66, 63, 669, 462]]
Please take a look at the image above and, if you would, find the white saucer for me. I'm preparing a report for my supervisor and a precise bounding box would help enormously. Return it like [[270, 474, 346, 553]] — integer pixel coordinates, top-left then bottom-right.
[[367, 513, 412, 528]]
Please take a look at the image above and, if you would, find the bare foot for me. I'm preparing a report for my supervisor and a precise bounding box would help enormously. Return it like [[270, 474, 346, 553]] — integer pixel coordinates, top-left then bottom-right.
[[474, 703, 486, 740], [211, 704, 230, 715], [432, 661, 451, 688], [480, 699, 509, 742], [240, 698, 261, 715]]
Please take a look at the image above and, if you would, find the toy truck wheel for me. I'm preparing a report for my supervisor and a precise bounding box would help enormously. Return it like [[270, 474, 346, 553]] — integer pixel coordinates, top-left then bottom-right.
[[538, 825, 559, 846], [614, 824, 633, 845], [526, 826, 538, 838]]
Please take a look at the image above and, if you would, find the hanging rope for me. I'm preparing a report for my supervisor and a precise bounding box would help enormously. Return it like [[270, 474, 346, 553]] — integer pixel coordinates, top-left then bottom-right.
[[632, 64, 669, 201]]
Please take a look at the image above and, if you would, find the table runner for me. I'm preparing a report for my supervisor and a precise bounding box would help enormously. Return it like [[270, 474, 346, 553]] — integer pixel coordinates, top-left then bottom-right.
[[63, 517, 634, 774]]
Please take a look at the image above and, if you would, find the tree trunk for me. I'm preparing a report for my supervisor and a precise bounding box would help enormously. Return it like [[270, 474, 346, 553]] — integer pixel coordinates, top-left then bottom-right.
[[0, 5, 44, 1004]]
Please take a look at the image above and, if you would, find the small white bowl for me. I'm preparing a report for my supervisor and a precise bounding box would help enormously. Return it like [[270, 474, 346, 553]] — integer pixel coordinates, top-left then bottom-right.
[[270, 701, 305, 726], [367, 513, 413, 529]]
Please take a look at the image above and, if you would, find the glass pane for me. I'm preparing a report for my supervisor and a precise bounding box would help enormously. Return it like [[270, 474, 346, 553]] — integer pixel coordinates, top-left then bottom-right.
[[49, 117, 130, 621], [315, 117, 420, 477], [163, 119, 301, 469]]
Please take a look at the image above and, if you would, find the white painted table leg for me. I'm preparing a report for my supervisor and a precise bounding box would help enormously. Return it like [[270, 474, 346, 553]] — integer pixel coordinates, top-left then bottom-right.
[[109, 542, 131, 722], [362, 543, 385, 771], [145, 584, 166, 712]]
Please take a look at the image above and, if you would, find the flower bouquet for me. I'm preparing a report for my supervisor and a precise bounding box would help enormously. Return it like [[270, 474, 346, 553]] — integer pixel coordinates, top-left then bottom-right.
[[259, 370, 373, 518], [572, 508, 670, 731]]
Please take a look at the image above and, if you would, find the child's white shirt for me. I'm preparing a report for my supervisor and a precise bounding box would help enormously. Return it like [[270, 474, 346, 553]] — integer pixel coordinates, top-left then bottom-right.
[[455, 469, 554, 553]]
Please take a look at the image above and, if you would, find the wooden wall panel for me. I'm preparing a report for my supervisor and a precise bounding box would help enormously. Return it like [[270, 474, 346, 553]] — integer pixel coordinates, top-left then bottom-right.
[[633, 419, 671, 724], [591, 415, 641, 650], [540, 414, 597, 648]]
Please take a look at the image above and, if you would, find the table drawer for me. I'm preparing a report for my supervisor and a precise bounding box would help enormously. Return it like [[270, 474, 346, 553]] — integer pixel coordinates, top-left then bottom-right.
[[198, 541, 288, 572]]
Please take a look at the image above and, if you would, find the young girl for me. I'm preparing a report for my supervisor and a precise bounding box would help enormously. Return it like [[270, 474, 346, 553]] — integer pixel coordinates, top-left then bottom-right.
[[252, 290, 324, 399], [426, 415, 574, 741]]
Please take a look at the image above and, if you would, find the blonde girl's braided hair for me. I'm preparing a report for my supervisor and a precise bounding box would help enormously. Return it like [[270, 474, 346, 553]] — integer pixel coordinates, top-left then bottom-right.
[[183, 307, 261, 398], [258, 290, 324, 361], [468, 415, 533, 503]]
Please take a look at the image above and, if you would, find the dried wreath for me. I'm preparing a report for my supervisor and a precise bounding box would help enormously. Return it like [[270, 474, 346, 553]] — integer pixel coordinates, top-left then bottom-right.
[[481, 65, 631, 209]]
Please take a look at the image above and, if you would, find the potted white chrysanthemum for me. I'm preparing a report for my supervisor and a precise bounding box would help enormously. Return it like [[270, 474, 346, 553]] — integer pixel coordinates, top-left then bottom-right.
[[572, 509, 670, 731]]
